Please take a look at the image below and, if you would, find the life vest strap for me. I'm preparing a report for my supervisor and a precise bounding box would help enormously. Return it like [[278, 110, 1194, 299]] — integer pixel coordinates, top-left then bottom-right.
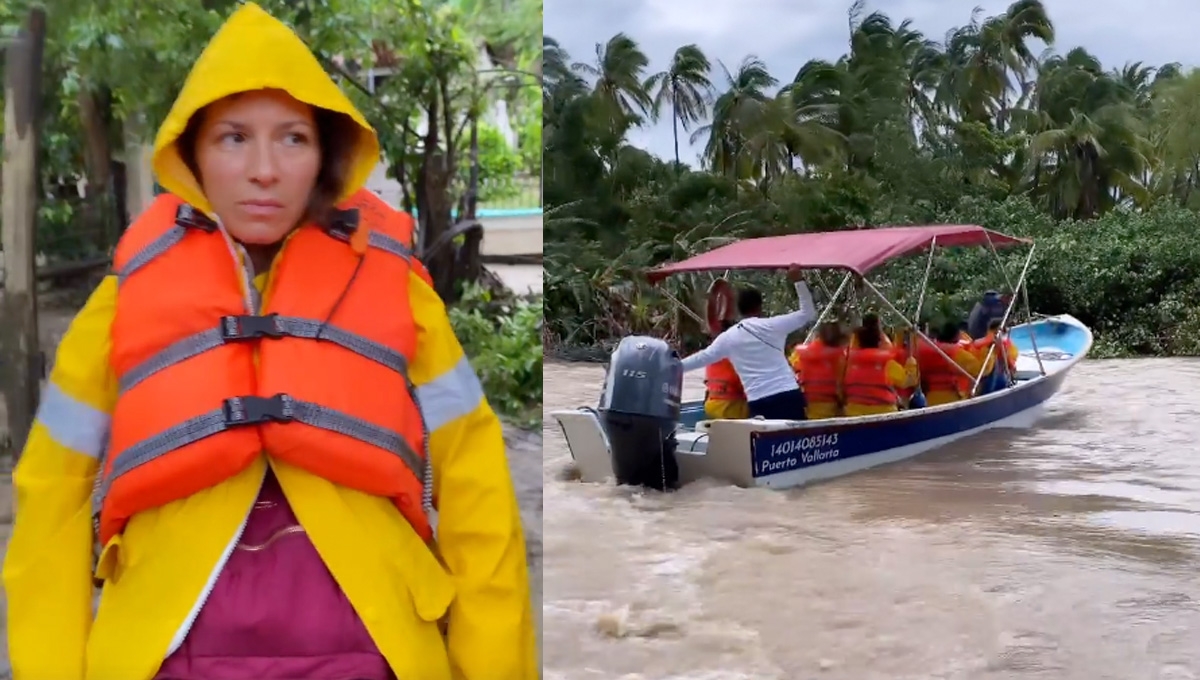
[[118, 204, 413, 285], [174, 204, 219, 232], [224, 393, 298, 425], [117, 206, 217, 281], [328, 222, 415, 260], [119, 314, 410, 393], [326, 208, 361, 235], [97, 393, 425, 513]]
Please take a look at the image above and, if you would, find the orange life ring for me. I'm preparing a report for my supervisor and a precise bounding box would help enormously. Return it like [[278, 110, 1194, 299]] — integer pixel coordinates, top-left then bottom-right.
[[706, 279, 735, 336]]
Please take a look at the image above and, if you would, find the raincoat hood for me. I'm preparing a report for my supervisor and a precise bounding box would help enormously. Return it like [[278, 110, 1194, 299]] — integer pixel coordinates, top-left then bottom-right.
[[152, 2, 380, 215]]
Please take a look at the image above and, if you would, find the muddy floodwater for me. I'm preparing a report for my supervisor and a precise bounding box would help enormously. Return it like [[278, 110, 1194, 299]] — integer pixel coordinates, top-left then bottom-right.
[[543, 359, 1200, 680]]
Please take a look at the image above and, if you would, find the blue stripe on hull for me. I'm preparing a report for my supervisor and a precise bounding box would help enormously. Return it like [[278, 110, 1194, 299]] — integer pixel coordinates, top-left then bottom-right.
[[749, 370, 1068, 479]]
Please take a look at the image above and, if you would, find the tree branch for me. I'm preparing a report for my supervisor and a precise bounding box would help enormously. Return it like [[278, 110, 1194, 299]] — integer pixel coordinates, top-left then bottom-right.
[[314, 50, 416, 143], [476, 66, 543, 86]]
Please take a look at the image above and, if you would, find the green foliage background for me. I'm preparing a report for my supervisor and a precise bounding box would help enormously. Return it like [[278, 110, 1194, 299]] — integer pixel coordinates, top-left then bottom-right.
[[543, 1, 1200, 360], [0, 0, 544, 422], [451, 285, 544, 425]]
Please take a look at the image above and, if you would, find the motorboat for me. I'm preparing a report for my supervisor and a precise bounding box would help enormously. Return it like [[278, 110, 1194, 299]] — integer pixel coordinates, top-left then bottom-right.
[[550, 224, 1093, 490]]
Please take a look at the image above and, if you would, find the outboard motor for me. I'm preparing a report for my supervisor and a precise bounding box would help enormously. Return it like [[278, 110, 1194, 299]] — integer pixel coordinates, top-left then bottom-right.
[[598, 336, 684, 490]]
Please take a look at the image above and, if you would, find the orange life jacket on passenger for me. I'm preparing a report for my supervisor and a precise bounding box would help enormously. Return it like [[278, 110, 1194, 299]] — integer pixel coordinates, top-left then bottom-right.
[[705, 359, 745, 401], [842, 348, 898, 407], [893, 344, 914, 402], [95, 190, 433, 548], [358, 188, 435, 287], [972, 333, 1017, 372], [789, 344, 804, 383], [917, 340, 968, 397], [796, 340, 844, 404]]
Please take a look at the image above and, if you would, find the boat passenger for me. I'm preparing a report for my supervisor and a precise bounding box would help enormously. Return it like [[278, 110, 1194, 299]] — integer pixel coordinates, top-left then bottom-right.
[[788, 341, 804, 383], [893, 327, 920, 407], [973, 318, 1019, 394], [842, 322, 917, 417], [704, 320, 751, 420], [2, 5, 536, 678], [794, 321, 848, 420], [681, 267, 816, 420], [848, 312, 893, 349], [786, 319, 841, 382], [967, 290, 1010, 339], [917, 321, 983, 406]]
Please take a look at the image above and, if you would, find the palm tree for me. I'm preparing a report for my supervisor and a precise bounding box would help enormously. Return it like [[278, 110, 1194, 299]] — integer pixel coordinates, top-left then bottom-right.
[[939, 0, 1054, 129], [571, 32, 653, 130], [1149, 68, 1200, 204], [543, 36, 585, 105], [1023, 48, 1150, 218], [645, 44, 714, 167], [692, 56, 777, 178]]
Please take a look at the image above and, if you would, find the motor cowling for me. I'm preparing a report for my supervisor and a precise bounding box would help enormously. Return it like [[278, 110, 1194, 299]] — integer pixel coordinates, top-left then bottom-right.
[[598, 336, 683, 490]]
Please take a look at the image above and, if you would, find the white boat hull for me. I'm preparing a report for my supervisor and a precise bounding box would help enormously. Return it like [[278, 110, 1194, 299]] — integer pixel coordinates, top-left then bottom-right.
[[551, 314, 1092, 490]]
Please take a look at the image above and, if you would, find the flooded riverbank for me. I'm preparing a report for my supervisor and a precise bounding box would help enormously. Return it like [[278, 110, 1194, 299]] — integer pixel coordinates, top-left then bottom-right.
[[544, 358, 1200, 679]]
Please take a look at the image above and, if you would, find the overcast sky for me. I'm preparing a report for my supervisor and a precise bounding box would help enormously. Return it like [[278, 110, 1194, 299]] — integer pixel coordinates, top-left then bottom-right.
[[545, 0, 1200, 165]]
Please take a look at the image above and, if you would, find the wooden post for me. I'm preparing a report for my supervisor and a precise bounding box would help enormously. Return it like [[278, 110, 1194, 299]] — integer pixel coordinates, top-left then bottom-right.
[[0, 7, 47, 459], [122, 113, 156, 221]]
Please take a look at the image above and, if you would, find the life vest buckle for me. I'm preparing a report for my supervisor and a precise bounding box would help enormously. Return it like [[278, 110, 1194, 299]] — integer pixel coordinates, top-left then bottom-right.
[[221, 313, 284, 341], [224, 394, 296, 426], [326, 207, 361, 237], [175, 204, 218, 232]]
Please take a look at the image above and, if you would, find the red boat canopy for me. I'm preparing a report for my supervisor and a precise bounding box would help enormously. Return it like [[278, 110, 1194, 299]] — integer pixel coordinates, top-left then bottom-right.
[[646, 224, 1030, 281]]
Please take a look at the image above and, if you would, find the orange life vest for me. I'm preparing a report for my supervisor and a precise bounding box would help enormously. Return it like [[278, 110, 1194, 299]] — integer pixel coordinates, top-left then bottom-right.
[[705, 359, 745, 401], [893, 344, 914, 402], [796, 341, 844, 403], [789, 344, 804, 383], [917, 340, 968, 396], [357, 188, 434, 287], [95, 190, 432, 548], [842, 348, 898, 406], [972, 333, 1017, 372]]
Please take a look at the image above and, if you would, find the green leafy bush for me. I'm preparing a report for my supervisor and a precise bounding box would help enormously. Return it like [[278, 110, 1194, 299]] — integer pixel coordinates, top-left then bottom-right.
[[545, 166, 1200, 359], [450, 283, 543, 426], [542, 20, 1200, 360], [467, 122, 521, 203], [516, 107, 541, 176]]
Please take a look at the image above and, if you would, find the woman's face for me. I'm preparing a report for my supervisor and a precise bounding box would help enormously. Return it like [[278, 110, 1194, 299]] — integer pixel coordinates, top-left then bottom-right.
[[193, 89, 321, 245]]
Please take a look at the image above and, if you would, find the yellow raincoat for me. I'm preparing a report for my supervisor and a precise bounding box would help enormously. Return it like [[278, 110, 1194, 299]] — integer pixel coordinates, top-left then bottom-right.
[[2, 5, 536, 679]]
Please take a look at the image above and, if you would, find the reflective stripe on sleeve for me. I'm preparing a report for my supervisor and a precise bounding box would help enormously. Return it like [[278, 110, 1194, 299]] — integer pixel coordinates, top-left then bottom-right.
[[35, 382, 111, 459], [415, 356, 486, 433]]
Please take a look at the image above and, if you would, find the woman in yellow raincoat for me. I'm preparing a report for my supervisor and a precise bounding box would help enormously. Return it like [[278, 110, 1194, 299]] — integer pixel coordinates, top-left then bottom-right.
[[2, 5, 536, 680]]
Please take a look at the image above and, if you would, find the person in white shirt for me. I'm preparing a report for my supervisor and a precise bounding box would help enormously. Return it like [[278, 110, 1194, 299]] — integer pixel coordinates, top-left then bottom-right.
[[680, 267, 816, 419]]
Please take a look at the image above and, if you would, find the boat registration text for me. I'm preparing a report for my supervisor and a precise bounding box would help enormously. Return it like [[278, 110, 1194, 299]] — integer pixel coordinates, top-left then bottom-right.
[[750, 430, 840, 477]]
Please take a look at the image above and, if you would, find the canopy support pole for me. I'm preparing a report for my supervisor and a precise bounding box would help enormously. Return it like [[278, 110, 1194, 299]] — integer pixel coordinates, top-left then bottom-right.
[[849, 276, 866, 326], [913, 237, 938, 323], [971, 244, 1037, 394], [983, 231, 1016, 295], [861, 278, 977, 383], [804, 271, 852, 344], [812, 271, 838, 301], [1022, 271, 1047, 376]]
